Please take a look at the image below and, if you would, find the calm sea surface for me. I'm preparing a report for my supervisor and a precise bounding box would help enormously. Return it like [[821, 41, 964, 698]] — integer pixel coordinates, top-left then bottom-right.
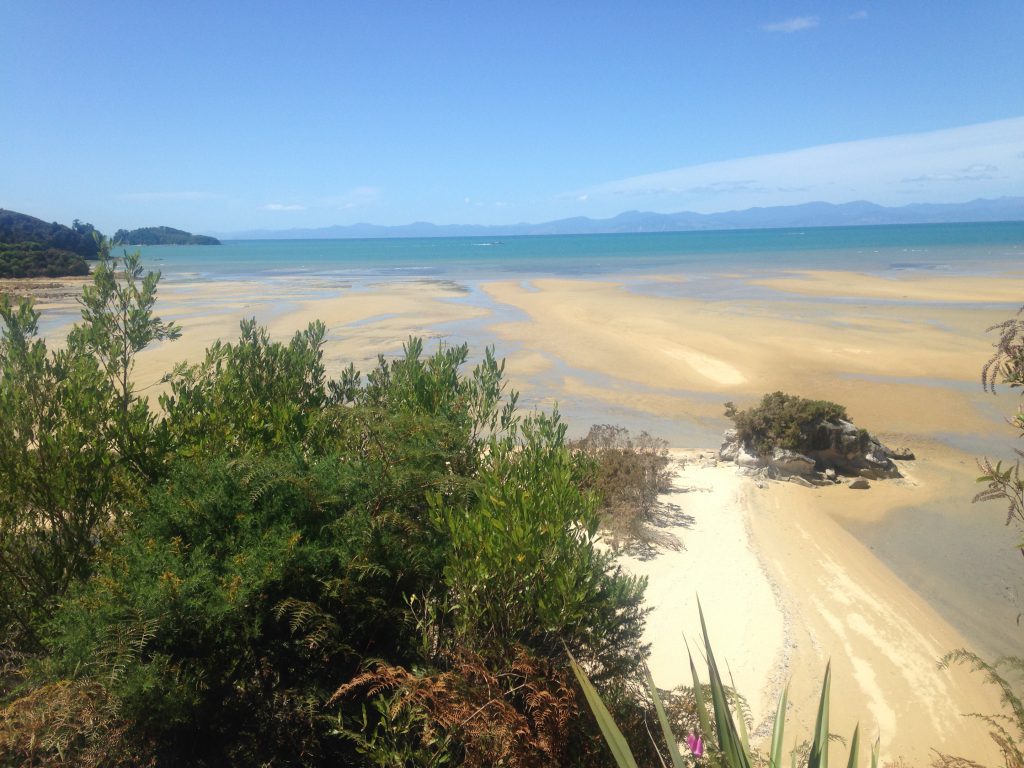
[[132, 222, 1024, 284]]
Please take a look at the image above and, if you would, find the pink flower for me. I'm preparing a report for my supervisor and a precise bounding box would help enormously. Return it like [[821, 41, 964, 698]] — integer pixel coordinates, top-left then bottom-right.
[[685, 732, 704, 757]]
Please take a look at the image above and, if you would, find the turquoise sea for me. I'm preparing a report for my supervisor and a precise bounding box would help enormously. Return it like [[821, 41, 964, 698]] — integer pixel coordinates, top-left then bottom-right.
[[134, 221, 1024, 287]]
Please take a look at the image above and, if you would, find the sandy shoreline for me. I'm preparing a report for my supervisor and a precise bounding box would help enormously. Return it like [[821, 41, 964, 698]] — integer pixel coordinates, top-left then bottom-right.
[[6, 265, 1022, 763], [619, 451, 1003, 764]]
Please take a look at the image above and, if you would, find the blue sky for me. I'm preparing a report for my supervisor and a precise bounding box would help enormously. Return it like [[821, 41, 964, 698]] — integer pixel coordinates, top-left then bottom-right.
[[2, 1, 1022, 234]]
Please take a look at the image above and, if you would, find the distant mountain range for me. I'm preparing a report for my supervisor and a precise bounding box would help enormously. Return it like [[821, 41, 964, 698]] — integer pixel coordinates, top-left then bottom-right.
[[223, 197, 1024, 240]]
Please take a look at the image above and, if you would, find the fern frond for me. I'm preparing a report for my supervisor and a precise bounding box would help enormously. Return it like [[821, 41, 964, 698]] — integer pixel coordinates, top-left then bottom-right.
[[273, 597, 339, 650]]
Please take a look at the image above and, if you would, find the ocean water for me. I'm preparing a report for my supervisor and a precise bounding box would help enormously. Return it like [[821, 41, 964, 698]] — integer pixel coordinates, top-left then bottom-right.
[[131, 221, 1024, 286]]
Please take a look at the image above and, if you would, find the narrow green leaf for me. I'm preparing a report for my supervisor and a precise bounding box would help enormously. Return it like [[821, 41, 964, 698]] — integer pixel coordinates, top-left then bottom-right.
[[645, 666, 686, 768], [768, 683, 790, 768], [870, 737, 880, 768], [728, 663, 752, 762], [846, 723, 860, 768], [698, 599, 751, 768], [808, 661, 832, 768], [685, 638, 713, 745], [569, 654, 639, 768]]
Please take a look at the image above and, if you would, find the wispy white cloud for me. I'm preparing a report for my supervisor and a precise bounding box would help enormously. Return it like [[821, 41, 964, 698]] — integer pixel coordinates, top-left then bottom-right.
[[848, 10, 868, 20], [262, 202, 305, 211], [322, 186, 381, 210], [763, 16, 819, 33], [574, 117, 1024, 214], [901, 163, 1001, 184]]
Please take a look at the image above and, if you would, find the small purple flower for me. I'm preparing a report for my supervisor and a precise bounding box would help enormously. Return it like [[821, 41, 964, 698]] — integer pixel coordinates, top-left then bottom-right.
[[686, 732, 704, 757]]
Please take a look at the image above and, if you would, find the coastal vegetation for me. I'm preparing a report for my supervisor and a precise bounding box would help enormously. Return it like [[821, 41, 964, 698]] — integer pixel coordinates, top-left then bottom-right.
[[0, 210, 101, 278], [0, 243, 89, 278], [724, 392, 852, 456], [570, 425, 674, 550], [976, 308, 1024, 549], [0, 252, 651, 766], [720, 392, 904, 483], [112, 226, 220, 245], [573, 604, 877, 768]]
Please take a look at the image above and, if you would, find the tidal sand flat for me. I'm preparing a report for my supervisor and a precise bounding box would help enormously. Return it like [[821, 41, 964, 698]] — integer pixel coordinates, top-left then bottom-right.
[[476, 262, 1020, 761]]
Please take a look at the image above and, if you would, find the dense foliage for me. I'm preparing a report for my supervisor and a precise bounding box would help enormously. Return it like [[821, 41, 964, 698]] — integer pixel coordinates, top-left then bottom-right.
[[112, 226, 220, 245], [0, 209, 101, 261], [0, 256, 649, 766], [0, 243, 89, 278], [570, 425, 673, 550], [724, 391, 852, 455]]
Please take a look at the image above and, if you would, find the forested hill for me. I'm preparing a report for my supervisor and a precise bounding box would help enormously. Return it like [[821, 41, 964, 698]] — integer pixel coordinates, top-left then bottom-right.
[[0, 209, 100, 259], [0, 209, 99, 277], [113, 226, 220, 245]]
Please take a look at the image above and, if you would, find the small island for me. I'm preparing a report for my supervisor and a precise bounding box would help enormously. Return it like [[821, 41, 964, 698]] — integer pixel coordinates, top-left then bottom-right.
[[0, 209, 99, 278], [112, 226, 221, 246], [718, 391, 913, 487]]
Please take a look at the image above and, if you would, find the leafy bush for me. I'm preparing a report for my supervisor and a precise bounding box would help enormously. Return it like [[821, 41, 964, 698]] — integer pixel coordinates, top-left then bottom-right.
[[0, 242, 89, 277], [570, 425, 673, 549], [432, 415, 649, 682], [725, 391, 850, 455], [0, 256, 650, 766], [0, 251, 178, 651]]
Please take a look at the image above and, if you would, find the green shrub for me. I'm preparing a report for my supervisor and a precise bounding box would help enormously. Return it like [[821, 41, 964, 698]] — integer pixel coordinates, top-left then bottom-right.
[[0, 242, 89, 277], [0, 251, 178, 652], [725, 392, 850, 455], [432, 414, 649, 681], [1, 254, 649, 765], [570, 425, 673, 550]]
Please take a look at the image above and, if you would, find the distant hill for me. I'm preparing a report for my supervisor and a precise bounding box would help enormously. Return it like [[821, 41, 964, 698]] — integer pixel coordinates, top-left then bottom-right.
[[113, 226, 220, 246], [224, 196, 1024, 240], [0, 209, 99, 277]]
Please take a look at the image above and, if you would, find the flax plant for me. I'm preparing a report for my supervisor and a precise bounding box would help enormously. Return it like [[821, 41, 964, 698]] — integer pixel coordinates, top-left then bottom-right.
[[571, 603, 879, 768]]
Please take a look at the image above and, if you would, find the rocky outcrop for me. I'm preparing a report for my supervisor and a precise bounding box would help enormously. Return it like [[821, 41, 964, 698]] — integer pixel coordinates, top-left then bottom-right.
[[769, 447, 816, 476], [719, 417, 911, 485]]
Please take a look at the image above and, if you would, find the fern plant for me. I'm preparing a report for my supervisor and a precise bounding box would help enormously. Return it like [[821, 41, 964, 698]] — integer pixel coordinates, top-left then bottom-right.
[[935, 649, 1024, 768]]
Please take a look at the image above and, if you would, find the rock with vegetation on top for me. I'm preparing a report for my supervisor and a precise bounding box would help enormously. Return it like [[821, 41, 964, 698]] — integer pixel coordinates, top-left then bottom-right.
[[719, 391, 911, 485]]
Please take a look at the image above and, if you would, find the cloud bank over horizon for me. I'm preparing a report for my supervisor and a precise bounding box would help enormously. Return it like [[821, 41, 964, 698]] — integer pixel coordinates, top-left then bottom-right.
[[575, 117, 1024, 217]]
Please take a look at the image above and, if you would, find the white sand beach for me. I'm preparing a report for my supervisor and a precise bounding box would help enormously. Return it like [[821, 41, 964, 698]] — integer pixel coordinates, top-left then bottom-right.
[[621, 451, 1004, 765]]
